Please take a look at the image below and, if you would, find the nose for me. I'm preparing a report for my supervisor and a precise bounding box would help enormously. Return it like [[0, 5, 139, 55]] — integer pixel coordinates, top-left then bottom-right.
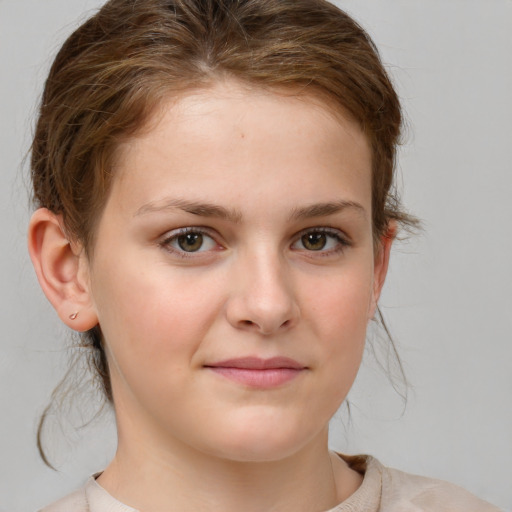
[[225, 250, 300, 336]]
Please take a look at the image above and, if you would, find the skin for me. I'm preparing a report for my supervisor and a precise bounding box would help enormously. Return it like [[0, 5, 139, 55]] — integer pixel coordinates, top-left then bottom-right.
[[29, 80, 393, 512]]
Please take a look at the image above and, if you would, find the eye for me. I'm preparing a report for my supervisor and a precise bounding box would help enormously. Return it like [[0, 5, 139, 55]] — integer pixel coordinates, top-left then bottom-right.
[[291, 228, 349, 254], [161, 228, 218, 254]]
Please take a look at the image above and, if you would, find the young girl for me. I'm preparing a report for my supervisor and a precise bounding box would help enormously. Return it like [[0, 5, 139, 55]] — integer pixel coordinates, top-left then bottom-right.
[[26, 0, 501, 510]]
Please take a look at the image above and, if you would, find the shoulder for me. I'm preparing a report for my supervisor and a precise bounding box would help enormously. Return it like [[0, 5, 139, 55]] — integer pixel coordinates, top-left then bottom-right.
[[37, 475, 138, 512], [375, 459, 503, 512], [38, 487, 88, 512]]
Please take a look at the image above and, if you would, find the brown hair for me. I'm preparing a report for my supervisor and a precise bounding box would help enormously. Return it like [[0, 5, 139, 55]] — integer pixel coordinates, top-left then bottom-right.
[[31, 0, 416, 464]]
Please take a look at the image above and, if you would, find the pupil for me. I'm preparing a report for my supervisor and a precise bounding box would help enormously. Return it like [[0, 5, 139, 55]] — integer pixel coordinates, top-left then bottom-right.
[[178, 233, 203, 252], [303, 233, 326, 250]]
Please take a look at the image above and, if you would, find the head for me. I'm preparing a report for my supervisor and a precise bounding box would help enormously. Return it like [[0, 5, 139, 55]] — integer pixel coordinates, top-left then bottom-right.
[[29, 0, 416, 463]]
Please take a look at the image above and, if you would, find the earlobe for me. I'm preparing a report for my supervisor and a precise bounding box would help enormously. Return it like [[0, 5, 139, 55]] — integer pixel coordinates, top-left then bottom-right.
[[368, 221, 396, 319], [27, 208, 98, 332]]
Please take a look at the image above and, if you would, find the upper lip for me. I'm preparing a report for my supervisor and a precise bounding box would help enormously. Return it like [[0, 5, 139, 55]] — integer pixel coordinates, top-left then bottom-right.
[[205, 356, 306, 370]]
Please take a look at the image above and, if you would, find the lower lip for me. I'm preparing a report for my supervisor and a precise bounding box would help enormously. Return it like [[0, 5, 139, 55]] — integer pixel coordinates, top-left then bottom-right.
[[207, 367, 303, 388]]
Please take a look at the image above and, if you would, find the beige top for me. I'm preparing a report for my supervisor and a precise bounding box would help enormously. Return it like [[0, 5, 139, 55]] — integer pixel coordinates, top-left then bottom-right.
[[39, 454, 502, 512]]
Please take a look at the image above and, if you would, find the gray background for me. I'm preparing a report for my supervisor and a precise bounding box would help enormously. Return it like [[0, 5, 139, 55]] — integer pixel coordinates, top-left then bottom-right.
[[1, 0, 511, 510]]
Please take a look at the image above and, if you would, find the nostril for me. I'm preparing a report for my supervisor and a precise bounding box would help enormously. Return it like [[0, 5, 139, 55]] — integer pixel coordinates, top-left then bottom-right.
[[239, 318, 292, 333]]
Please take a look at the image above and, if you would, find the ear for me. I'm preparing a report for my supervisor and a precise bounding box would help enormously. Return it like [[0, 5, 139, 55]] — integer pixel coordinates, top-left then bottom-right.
[[28, 208, 98, 332], [368, 221, 396, 319]]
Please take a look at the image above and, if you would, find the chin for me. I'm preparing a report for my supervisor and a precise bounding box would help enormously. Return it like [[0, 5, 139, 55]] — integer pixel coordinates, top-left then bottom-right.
[[198, 411, 324, 463]]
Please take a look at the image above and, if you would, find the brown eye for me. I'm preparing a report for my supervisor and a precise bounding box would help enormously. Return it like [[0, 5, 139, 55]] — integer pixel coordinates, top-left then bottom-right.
[[177, 232, 204, 252], [291, 229, 349, 254], [301, 232, 327, 251], [162, 229, 218, 256]]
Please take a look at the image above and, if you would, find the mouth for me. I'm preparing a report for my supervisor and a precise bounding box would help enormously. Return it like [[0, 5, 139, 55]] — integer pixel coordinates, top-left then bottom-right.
[[204, 357, 307, 388]]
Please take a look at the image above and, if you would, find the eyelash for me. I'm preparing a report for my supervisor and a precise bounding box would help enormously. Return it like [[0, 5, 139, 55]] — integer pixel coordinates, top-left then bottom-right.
[[291, 227, 351, 256], [159, 227, 220, 258], [159, 226, 351, 258]]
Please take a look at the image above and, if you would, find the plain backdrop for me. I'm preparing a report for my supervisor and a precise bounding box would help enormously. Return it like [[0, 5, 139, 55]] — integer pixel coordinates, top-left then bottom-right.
[[1, 0, 511, 510]]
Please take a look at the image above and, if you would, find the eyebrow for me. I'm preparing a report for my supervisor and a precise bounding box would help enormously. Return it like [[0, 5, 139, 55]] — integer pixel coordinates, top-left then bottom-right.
[[289, 200, 367, 221], [135, 198, 243, 223], [135, 197, 366, 222]]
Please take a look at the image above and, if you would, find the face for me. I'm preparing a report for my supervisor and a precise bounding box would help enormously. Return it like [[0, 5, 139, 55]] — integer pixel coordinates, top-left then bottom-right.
[[84, 81, 388, 462]]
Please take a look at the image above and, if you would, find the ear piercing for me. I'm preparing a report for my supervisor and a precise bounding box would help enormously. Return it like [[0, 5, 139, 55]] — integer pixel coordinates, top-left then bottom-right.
[[69, 312, 79, 320]]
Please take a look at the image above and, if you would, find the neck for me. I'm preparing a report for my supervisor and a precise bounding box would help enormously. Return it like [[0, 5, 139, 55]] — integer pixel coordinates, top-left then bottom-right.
[[98, 428, 360, 512]]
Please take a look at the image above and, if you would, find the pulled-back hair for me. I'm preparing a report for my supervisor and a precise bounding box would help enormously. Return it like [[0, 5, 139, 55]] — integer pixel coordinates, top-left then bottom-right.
[[31, 0, 416, 463]]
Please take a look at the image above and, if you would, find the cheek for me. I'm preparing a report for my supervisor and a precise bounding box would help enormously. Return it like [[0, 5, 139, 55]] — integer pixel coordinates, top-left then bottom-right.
[[91, 266, 230, 421], [306, 266, 374, 342], [302, 265, 374, 393], [90, 260, 227, 375]]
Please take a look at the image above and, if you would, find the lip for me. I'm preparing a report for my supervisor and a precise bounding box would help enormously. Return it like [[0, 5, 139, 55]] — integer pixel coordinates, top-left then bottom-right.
[[204, 357, 307, 388]]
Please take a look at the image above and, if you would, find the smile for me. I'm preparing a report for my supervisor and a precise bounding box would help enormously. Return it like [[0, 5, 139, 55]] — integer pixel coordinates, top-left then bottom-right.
[[204, 357, 307, 388]]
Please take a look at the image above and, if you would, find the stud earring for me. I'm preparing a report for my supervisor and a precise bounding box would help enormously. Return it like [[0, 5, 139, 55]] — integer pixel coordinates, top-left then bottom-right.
[[69, 312, 79, 320]]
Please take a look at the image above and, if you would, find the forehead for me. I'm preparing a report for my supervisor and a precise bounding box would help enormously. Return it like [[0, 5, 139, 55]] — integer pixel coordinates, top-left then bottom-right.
[[110, 80, 372, 218]]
